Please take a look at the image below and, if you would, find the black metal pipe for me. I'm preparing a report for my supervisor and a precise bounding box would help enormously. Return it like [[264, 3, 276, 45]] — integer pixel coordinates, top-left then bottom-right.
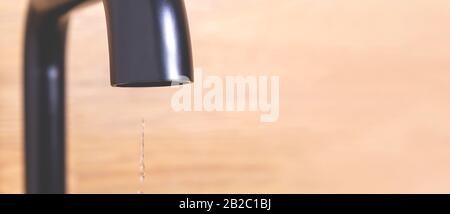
[[24, 0, 193, 194]]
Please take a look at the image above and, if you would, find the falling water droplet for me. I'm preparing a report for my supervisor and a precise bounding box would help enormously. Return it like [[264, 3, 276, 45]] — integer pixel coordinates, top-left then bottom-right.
[[138, 118, 146, 194]]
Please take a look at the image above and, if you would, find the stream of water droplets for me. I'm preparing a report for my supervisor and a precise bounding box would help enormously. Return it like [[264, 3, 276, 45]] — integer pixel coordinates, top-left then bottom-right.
[[138, 119, 145, 194]]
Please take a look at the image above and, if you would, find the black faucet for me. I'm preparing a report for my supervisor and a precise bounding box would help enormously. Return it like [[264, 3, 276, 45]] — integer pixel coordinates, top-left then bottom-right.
[[24, 0, 193, 194]]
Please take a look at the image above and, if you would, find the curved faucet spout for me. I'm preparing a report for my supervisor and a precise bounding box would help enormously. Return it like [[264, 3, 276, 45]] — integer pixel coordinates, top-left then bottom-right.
[[24, 0, 193, 193]]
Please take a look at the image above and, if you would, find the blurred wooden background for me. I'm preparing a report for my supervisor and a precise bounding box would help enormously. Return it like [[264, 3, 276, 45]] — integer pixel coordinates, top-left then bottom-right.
[[2, 0, 450, 193]]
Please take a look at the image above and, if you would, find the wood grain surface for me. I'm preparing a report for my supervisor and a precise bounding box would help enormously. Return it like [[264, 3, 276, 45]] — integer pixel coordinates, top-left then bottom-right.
[[2, 0, 450, 193]]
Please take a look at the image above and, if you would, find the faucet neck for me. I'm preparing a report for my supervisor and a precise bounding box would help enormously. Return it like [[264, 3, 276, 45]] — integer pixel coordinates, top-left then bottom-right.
[[24, 2, 72, 194]]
